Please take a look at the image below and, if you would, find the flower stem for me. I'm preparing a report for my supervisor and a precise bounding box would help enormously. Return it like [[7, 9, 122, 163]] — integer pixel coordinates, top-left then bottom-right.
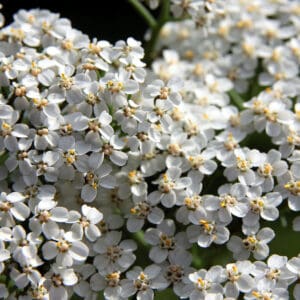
[[228, 89, 245, 111], [132, 230, 149, 248], [144, 0, 170, 65], [0, 151, 8, 165], [128, 0, 157, 29]]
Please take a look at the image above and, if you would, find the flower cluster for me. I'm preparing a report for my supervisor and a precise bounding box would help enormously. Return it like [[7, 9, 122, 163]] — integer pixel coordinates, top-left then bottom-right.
[[0, 1, 300, 299]]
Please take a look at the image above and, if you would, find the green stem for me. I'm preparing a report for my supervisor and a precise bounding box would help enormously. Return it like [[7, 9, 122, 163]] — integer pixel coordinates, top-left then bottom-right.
[[132, 230, 149, 248], [228, 89, 245, 111], [131, 230, 152, 267], [191, 244, 203, 269], [0, 151, 8, 165], [144, 0, 170, 65], [128, 0, 156, 29]]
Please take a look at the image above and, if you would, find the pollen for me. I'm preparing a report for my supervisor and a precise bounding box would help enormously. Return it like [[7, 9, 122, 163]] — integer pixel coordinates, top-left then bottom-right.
[[128, 170, 142, 184], [184, 49, 195, 60], [106, 272, 120, 286], [38, 210, 51, 223], [159, 86, 170, 100], [193, 63, 204, 76], [208, 81, 219, 93], [61, 40, 74, 51], [107, 80, 124, 93], [89, 43, 102, 54], [37, 128, 49, 136], [218, 25, 229, 37], [252, 99, 265, 114], [56, 239, 70, 253], [139, 272, 147, 281], [284, 181, 300, 196], [188, 155, 205, 169], [199, 219, 214, 234], [86, 93, 99, 105], [258, 163, 273, 177], [1, 122, 11, 132], [0, 201, 12, 212], [15, 86, 26, 97], [171, 107, 183, 121], [220, 195, 237, 207], [236, 156, 250, 171], [236, 19, 253, 29], [271, 49, 281, 62], [60, 73, 74, 90], [168, 143, 182, 156], [242, 42, 255, 56], [184, 195, 201, 210]]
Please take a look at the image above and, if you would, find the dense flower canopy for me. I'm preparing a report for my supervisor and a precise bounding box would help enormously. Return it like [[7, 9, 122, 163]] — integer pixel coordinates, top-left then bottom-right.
[[0, 0, 300, 299]]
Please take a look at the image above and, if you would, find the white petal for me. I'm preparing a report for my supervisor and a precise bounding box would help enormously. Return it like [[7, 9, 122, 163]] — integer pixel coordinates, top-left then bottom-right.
[[82, 205, 103, 223], [51, 207, 69, 222], [6, 192, 25, 203], [85, 224, 101, 241], [42, 218, 59, 238], [257, 227, 275, 242], [62, 270, 78, 286], [161, 191, 176, 208], [81, 185, 97, 202], [149, 247, 168, 263], [11, 202, 30, 221], [261, 206, 279, 221], [148, 207, 164, 224], [110, 150, 128, 166], [42, 241, 58, 260], [127, 218, 144, 232], [38, 69, 55, 86], [69, 241, 89, 261]]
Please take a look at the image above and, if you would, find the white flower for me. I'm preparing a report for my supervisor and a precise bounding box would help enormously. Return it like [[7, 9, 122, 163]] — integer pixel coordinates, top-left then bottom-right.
[[93, 231, 136, 273], [149, 167, 191, 208], [45, 264, 78, 300], [223, 148, 264, 186], [144, 77, 183, 110], [115, 100, 146, 135], [187, 266, 225, 300], [227, 227, 275, 260], [187, 210, 230, 248], [286, 257, 300, 299], [204, 183, 248, 224], [176, 174, 206, 225], [114, 37, 144, 61], [243, 187, 282, 231], [170, 0, 203, 18], [100, 135, 128, 166], [90, 270, 123, 300], [100, 69, 139, 108], [121, 264, 168, 300], [144, 219, 191, 264], [161, 250, 194, 298], [77, 154, 115, 202], [0, 110, 29, 152], [0, 191, 30, 227], [126, 197, 164, 233], [252, 255, 295, 289], [42, 229, 89, 267], [69, 204, 103, 242], [256, 149, 288, 192], [224, 261, 255, 298]]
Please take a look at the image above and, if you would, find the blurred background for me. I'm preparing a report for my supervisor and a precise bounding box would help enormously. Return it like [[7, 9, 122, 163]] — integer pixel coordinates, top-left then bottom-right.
[[1, 0, 148, 42]]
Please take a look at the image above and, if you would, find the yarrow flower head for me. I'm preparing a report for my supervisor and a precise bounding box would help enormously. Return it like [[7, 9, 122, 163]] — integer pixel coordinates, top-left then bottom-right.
[[0, 0, 300, 299]]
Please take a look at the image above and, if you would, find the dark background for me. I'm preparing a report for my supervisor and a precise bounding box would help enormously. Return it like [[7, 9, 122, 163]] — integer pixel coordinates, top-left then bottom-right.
[[1, 0, 148, 43]]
